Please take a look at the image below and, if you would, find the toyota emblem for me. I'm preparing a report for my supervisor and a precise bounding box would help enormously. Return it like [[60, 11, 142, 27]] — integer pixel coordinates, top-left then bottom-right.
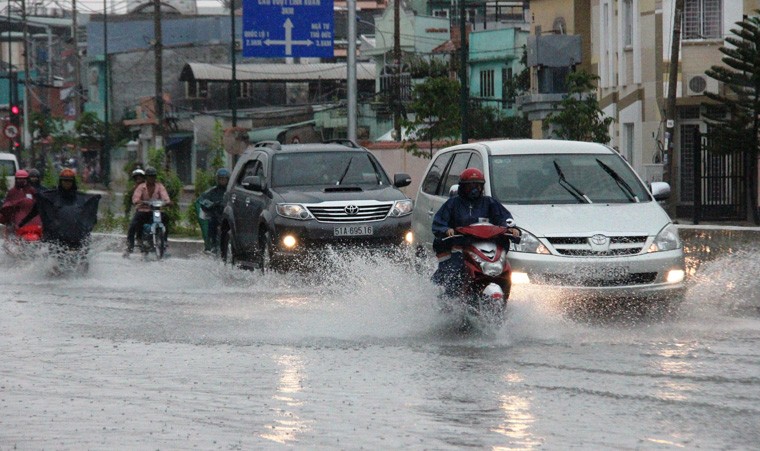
[[344, 205, 359, 215], [590, 234, 609, 246]]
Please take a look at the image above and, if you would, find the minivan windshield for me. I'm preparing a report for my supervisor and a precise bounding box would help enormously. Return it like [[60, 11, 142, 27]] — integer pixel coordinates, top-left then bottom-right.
[[271, 151, 391, 187], [490, 153, 651, 204]]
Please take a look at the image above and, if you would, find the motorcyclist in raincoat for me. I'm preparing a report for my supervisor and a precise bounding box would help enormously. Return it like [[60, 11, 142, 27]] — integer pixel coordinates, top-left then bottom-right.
[[431, 168, 520, 295], [0, 170, 42, 239], [125, 166, 170, 255], [27, 168, 50, 192], [197, 168, 230, 253]]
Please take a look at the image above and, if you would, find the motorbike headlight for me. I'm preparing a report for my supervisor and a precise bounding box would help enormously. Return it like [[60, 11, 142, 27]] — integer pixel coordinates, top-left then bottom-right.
[[276, 204, 314, 220], [510, 229, 549, 254], [649, 224, 681, 252], [481, 261, 504, 277], [388, 199, 413, 217]]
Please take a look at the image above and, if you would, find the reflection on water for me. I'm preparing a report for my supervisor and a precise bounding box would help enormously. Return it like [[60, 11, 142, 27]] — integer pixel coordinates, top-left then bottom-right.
[[491, 370, 542, 450], [654, 343, 697, 402], [260, 354, 312, 444]]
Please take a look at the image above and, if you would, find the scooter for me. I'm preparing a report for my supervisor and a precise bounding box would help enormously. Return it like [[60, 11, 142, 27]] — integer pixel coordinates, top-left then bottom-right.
[[435, 220, 518, 329], [139, 200, 167, 260]]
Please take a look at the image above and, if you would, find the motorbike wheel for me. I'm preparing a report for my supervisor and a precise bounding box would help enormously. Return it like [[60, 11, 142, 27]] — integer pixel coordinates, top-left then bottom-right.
[[153, 229, 166, 260]]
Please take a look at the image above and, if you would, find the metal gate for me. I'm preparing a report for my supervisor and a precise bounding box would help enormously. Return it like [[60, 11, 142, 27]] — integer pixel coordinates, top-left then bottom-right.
[[692, 132, 747, 222]]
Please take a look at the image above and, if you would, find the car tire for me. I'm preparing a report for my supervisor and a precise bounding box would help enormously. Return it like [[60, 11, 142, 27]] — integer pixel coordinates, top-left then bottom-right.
[[221, 227, 237, 267], [254, 230, 276, 273]]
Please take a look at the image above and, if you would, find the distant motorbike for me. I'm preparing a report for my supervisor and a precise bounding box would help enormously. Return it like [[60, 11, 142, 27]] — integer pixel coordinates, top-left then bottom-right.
[[436, 221, 518, 329], [139, 200, 167, 260]]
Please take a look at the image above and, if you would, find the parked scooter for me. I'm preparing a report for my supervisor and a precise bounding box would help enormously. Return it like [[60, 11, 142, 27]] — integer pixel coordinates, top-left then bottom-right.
[[139, 200, 167, 260], [436, 220, 517, 329]]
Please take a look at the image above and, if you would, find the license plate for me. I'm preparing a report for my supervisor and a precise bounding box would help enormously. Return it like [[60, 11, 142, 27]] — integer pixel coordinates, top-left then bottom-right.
[[334, 225, 373, 237], [576, 265, 629, 279]]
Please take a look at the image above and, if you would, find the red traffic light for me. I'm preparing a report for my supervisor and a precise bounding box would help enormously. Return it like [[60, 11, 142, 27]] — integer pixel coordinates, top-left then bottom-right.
[[12, 140, 20, 148], [10, 105, 20, 115]]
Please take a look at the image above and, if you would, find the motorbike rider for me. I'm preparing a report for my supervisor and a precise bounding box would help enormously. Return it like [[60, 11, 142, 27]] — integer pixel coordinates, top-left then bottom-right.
[[125, 166, 170, 255], [123, 169, 147, 257], [18, 168, 100, 251], [0, 170, 42, 235], [431, 168, 520, 296], [27, 168, 50, 192], [197, 167, 230, 253]]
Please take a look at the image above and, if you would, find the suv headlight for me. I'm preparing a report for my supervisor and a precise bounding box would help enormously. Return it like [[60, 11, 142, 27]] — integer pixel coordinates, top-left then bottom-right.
[[388, 199, 413, 217], [649, 224, 681, 252], [510, 229, 549, 254], [276, 204, 314, 220]]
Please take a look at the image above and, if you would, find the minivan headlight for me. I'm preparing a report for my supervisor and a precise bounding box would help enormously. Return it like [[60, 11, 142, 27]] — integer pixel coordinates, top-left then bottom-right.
[[276, 204, 314, 220], [649, 224, 681, 252], [388, 199, 413, 217], [510, 229, 549, 254]]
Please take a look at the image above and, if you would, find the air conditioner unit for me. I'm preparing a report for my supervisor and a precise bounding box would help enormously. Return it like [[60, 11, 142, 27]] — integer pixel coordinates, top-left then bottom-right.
[[686, 74, 718, 96]]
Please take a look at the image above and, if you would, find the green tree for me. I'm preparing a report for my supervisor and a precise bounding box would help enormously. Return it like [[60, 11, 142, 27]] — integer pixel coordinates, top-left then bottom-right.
[[468, 102, 531, 140], [401, 76, 461, 158], [704, 12, 760, 224], [543, 71, 613, 143]]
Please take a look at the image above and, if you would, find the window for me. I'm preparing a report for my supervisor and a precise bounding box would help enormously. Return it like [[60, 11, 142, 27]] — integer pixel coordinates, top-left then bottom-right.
[[186, 80, 208, 99], [622, 0, 633, 47], [623, 123, 634, 162], [441, 152, 472, 196], [480, 69, 494, 98], [432, 8, 448, 18], [501, 67, 514, 106], [238, 81, 254, 98], [683, 0, 722, 40], [421, 152, 453, 195]]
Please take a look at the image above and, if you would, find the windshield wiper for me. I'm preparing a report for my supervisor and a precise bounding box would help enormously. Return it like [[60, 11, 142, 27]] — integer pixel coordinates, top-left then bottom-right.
[[595, 159, 639, 203], [553, 161, 592, 203], [336, 157, 354, 185]]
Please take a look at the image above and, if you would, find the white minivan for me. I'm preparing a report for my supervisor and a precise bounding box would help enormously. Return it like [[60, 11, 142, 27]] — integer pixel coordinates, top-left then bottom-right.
[[0, 152, 19, 190], [412, 140, 686, 304]]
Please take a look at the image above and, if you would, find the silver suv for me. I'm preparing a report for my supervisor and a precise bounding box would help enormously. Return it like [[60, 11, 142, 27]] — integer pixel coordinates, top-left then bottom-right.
[[412, 140, 686, 304], [221, 142, 414, 270]]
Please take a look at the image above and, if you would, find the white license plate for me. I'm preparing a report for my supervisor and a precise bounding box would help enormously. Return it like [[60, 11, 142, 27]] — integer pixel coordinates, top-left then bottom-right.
[[334, 225, 373, 237], [576, 265, 629, 279]]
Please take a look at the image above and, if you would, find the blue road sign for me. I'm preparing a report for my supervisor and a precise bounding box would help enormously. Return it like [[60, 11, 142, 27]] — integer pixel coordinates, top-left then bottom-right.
[[242, 0, 334, 58]]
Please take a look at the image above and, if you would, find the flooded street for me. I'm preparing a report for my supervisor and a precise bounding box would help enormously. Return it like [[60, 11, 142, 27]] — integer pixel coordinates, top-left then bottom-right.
[[1, 232, 759, 449]]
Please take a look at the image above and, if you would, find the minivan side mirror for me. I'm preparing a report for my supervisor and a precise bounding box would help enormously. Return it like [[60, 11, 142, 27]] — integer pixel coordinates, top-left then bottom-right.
[[449, 184, 459, 198], [650, 181, 671, 201], [394, 173, 412, 188], [242, 175, 266, 192]]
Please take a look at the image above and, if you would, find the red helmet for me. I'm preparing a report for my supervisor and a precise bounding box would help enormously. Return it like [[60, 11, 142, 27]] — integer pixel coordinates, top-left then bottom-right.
[[459, 168, 485, 184], [59, 168, 76, 180], [15, 169, 29, 179]]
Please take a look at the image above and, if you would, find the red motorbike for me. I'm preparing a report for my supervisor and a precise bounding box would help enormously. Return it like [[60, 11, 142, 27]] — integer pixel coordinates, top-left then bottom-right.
[[436, 221, 518, 327], [2, 223, 43, 257]]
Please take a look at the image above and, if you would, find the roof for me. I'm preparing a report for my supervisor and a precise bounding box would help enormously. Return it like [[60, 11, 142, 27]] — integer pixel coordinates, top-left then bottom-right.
[[445, 139, 613, 156], [180, 62, 376, 82]]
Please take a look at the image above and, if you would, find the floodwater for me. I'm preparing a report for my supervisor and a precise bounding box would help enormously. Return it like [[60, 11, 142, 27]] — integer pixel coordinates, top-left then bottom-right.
[[1, 232, 759, 449]]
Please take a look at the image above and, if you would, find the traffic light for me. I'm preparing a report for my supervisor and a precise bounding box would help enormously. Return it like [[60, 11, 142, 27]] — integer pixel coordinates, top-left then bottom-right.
[[9, 104, 21, 126]]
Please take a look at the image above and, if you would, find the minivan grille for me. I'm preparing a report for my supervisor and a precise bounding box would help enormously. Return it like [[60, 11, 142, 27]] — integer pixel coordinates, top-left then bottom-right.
[[539, 272, 658, 287], [307, 203, 393, 223], [547, 235, 648, 256]]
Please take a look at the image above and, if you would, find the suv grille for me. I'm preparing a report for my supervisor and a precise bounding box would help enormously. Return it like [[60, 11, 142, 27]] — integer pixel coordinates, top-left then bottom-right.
[[547, 235, 648, 256], [307, 202, 394, 223]]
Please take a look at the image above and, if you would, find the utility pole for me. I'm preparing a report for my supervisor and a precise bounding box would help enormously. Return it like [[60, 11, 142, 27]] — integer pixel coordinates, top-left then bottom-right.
[[664, 0, 684, 217], [102, 0, 110, 186], [72, 0, 80, 119], [459, 0, 468, 144], [347, 0, 356, 142], [229, 0, 237, 128], [153, 0, 165, 167], [393, 0, 401, 140], [21, 0, 31, 160]]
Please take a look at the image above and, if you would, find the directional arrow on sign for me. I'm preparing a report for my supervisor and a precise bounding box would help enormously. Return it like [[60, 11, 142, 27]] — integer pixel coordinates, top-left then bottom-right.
[[264, 18, 314, 56]]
